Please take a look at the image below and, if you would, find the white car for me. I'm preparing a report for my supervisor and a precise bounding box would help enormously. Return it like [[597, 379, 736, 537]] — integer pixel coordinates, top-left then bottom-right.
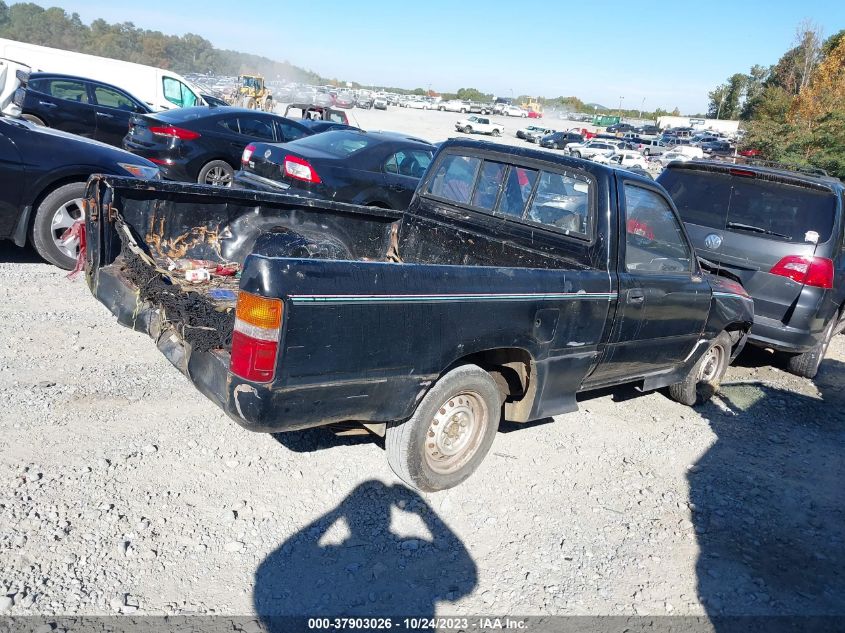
[[439, 99, 470, 113], [593, 150, 648, 169], [455, 116, 504, 136], [406, 99, 428, 110], [657, 146, 705, 165], [502, 105, 528, 117], [566, 139, 624, 159]]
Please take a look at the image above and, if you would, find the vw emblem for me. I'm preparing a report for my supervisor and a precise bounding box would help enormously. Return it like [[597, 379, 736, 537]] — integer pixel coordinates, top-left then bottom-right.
[[704, 233, 723, 250], [264, 149, 272, 159]]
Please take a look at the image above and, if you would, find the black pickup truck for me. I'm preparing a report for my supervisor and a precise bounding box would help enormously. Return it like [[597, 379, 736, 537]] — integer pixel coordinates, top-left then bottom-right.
[[83, 139, 753, 491]]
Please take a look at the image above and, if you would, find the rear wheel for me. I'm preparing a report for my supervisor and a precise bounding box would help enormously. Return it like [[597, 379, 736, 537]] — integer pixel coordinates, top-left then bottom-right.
[[785, 319, 836, 379], [21, 114, 46, 126], [385, 365, 502, 492], [31, 181, 87, 270], [198, 160, 234, 187], [644, 148, 651, 156], [491, 129, 500, 137], [669, 331, 731, 406]]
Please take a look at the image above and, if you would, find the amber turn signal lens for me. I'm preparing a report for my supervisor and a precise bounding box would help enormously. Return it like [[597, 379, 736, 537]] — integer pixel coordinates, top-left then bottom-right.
[[235, 291, 283, 330]]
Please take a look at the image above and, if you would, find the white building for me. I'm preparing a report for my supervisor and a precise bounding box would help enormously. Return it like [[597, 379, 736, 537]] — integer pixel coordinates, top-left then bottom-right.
[[657, 115, 740, 135]]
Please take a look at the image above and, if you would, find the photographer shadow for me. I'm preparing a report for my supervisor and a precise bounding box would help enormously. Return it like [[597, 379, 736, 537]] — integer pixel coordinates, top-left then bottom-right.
[[253, 480, 476, 629], [691, 358, 845, 623]]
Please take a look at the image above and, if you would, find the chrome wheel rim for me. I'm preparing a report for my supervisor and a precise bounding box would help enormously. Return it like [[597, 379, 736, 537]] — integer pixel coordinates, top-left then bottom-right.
[[205, 166, 233, 187], [424, 391, 488, 475], [698, 344, 724, 383], [51, 198, 85, 260]]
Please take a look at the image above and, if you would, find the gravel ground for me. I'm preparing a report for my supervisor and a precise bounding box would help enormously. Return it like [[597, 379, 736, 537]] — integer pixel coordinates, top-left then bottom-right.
[[0, 105, 842, 620]]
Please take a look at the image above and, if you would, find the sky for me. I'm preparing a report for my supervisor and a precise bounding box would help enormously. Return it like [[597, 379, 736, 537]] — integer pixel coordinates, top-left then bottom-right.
[[27, 0, 845, 113]]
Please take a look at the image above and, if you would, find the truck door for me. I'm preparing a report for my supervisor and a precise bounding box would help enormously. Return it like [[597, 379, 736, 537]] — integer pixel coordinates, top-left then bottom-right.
[[594, 175, 710, 381]]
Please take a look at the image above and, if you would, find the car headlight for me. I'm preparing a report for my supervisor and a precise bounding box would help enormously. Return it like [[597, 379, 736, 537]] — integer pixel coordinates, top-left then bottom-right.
[[118, 163, 161, 180]]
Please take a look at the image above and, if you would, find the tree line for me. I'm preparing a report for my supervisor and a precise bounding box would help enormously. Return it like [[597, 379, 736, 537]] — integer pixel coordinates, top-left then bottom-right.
[[706, 20, 845, 178]]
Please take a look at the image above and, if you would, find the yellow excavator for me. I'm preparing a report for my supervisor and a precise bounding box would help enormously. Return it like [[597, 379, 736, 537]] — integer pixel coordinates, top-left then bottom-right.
[[230, 74, 273, 111]]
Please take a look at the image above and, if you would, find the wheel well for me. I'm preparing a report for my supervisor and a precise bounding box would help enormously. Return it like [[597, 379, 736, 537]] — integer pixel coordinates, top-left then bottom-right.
[[447, 348, 536, 422]]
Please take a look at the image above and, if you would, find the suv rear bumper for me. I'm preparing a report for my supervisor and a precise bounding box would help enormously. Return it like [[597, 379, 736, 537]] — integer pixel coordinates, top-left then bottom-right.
[[748, 315, 824, 353]]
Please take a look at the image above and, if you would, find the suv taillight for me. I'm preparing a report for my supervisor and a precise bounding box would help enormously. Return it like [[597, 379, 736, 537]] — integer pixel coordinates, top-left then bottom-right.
[[242, 144, 256, 165], [149, 125, 200, 141], [770, 255, 834, 289], [283, 155, 321, 183]]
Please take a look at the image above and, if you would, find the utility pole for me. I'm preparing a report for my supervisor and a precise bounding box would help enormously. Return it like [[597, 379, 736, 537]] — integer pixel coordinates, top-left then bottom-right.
[[618, 96, 624, 116], [639, 97, 645, 119]]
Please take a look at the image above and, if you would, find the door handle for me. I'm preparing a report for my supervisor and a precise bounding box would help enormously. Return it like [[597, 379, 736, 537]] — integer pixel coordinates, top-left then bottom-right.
[[96, 112, 114, 118], [627, 289, 645, 304], [38, 101, 57, 108]]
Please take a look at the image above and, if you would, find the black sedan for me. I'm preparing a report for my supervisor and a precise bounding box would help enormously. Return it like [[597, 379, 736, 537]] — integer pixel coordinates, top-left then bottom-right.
[[539, 131, 584, 150], [122, 107, 313, 187], [234, 129, 435, 209], [14, 72, 152, 147], [605, 123, 635, 134], [0, 115, 158, 269]]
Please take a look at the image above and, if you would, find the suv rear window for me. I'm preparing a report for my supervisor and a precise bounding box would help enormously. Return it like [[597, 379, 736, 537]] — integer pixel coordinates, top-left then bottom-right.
[[660, 169, 837, 243]]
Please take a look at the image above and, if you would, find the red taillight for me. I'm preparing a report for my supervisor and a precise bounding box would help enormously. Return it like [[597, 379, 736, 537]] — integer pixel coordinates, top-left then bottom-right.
[[230, 331, 278, 382], [283, 155, 321, 183], [149, 125, 201, 141], [242, 144, 255, 165], [148, 157, 173, 165], [229, 291, 283, 383], [770, 256, 834, 289]]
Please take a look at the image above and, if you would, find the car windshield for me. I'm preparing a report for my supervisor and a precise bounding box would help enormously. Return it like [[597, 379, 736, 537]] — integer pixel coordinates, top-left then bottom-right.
[[660, 169, 837, 243], [288, 130, 375, 157]]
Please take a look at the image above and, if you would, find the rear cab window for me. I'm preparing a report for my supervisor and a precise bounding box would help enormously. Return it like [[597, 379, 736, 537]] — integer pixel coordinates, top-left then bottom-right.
[[425, 151, 594, 240], [660, 168, 837, 244]]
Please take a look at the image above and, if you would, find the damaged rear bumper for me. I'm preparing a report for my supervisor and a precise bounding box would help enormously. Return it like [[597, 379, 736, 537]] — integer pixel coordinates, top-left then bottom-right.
[[87, 264, 383, 433]]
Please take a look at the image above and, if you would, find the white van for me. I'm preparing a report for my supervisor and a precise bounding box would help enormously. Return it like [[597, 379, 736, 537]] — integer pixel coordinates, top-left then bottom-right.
[[0, 38, 205, 111]]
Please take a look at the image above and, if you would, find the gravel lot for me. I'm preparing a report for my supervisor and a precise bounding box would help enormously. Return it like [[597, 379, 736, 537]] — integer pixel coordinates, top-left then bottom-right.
[[0, 104, 843, 622]]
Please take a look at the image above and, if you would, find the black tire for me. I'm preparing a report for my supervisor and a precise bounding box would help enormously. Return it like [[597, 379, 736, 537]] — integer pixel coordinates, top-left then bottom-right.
[[197, 160, 234, 187], [785, 319, 835, 379], [491, 129, 501, 137], [31, 181, 87, 270], [460, 108, 467, 113], [572, 151, 582, 158], [463, 126, 472, 134], [21, 114, 46, 126], [644, 148, 651, 156], [553, 143, 561, 150], [385, 364, 502, 492], [669, 331, 732, 406]]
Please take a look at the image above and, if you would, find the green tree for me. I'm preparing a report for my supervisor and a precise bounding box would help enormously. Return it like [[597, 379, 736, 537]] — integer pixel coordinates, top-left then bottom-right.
[[0, 1, 10, 28], [455, 87, 492, 102]]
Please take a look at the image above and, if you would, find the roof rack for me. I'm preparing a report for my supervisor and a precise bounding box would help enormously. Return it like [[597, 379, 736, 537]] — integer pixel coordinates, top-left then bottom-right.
[[742, 157, 829, 177]]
